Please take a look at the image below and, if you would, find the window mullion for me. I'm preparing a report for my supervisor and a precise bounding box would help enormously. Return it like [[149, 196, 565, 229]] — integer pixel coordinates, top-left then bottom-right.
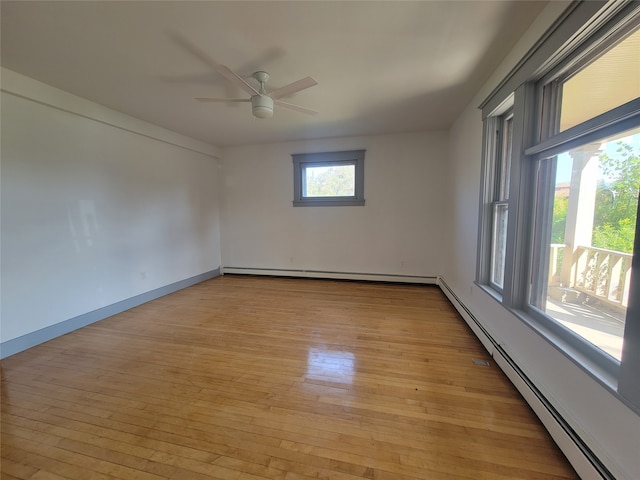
[[529, 158, 557, 308], [502, 83, 538, 309], [618, 191, 640, 405], [539, 79, 562, 142], [526, 98, 640, 161]]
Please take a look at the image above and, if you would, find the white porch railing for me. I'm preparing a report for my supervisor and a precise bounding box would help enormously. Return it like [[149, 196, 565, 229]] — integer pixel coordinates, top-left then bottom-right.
[[573, 245, 632, 310], [549, 243, 565, 285], [550, 244, 632, 312]]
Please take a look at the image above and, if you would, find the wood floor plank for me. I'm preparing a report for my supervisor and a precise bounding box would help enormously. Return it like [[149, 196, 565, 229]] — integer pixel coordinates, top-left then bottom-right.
[[2, 276, 579, 479], [0, 457, 40, 479]]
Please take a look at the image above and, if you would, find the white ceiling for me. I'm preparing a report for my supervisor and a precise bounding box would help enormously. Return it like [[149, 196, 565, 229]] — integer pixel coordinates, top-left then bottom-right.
[[1, 1, 548, 148]]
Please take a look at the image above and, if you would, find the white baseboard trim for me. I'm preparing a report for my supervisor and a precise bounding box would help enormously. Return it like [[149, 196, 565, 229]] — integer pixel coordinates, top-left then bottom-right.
[[437, 276, 614, 480], [222, 266, 438, 284]]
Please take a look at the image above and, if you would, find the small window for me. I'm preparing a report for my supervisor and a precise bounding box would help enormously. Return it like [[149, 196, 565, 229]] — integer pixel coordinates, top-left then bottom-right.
[[304, 164, 355, 197], [292, 150, 365, 206]]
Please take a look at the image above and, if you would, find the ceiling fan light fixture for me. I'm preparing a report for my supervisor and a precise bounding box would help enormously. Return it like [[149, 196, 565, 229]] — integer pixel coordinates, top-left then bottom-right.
[[251, 95, 274, 119], [194, 63, 317, 118]]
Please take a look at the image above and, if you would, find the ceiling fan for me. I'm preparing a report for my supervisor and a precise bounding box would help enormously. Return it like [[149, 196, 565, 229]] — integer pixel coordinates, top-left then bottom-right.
[[196, 67, 318, 119]]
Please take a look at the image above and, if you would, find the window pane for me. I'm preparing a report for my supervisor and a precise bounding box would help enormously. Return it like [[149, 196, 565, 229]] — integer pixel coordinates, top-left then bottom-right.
[[531, 127, 639, 360], [560, 28, 640, 132], [303, 165, 355, 197], [490, 203, 508, 288], [499, 116, 513, 200]]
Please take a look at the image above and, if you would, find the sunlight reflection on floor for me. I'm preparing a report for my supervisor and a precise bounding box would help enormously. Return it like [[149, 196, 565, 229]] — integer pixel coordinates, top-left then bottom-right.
[[306, 348, 355, 384]]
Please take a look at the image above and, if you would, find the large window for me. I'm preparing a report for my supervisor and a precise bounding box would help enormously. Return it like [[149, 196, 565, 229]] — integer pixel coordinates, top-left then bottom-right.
[[529, 127, 639, 362], [478, 2, 640, 407], [292, 150, 365, 207], [528, 22, 640, 373]]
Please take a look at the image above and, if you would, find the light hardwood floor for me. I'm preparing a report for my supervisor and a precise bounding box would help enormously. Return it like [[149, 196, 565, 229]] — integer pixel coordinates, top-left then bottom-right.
[[1, 275, 579, 480]]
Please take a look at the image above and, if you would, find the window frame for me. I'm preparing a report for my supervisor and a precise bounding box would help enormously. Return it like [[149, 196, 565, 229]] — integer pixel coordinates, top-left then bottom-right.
[[490, 110, 514, 292], [477, 98, 514, 291], [292, 150, 365, 207], [477, 1, 640, 410], [524, 67, 640, 380]]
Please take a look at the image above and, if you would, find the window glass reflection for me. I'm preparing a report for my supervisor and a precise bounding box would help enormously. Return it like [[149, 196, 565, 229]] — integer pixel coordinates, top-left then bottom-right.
[[306, 348, 355, 384]]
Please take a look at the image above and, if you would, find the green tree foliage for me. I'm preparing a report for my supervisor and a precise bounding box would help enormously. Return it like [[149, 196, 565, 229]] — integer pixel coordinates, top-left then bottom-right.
[[550, 141, 638, 253], [592, 218, 636, 253], [306, 165, 355, 197], [551, 195, 569, 244], [592, 141, 639, 254]]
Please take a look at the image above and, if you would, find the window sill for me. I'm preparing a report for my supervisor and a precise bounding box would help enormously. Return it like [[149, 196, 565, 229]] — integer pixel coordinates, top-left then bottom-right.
[[293, 199, 365, 207]]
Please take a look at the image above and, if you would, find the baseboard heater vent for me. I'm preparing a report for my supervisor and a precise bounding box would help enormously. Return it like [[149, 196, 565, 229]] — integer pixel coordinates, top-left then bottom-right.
[[221, 266, 438, 285], [437, 278, 616, 480], [472, 358, 491, 366]]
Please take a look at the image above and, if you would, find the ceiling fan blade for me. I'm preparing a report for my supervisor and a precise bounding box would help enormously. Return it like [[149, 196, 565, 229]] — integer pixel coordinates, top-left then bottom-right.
[[275, 100, 319, 116], [196, 98, 251, 103], [269, 77, 318, 100], [215, 64, 260, 96], [172, 34, 222, 70], [171, 34, 259, 96]]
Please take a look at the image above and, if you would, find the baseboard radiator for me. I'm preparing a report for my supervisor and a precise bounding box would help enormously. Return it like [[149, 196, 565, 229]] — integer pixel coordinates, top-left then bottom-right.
[[221, 266, 438, 284], [437, 277, 615, 480]]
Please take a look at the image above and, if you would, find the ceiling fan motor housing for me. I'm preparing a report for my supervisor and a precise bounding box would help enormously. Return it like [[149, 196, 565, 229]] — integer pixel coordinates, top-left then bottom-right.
[[251, 95, 274, 118]]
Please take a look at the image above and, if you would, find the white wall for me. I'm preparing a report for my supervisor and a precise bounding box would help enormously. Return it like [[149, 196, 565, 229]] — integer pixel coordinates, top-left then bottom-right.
[[443, 3, 640, 479], [220, 132, 448, 278], [1, 69, 222, 344]]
